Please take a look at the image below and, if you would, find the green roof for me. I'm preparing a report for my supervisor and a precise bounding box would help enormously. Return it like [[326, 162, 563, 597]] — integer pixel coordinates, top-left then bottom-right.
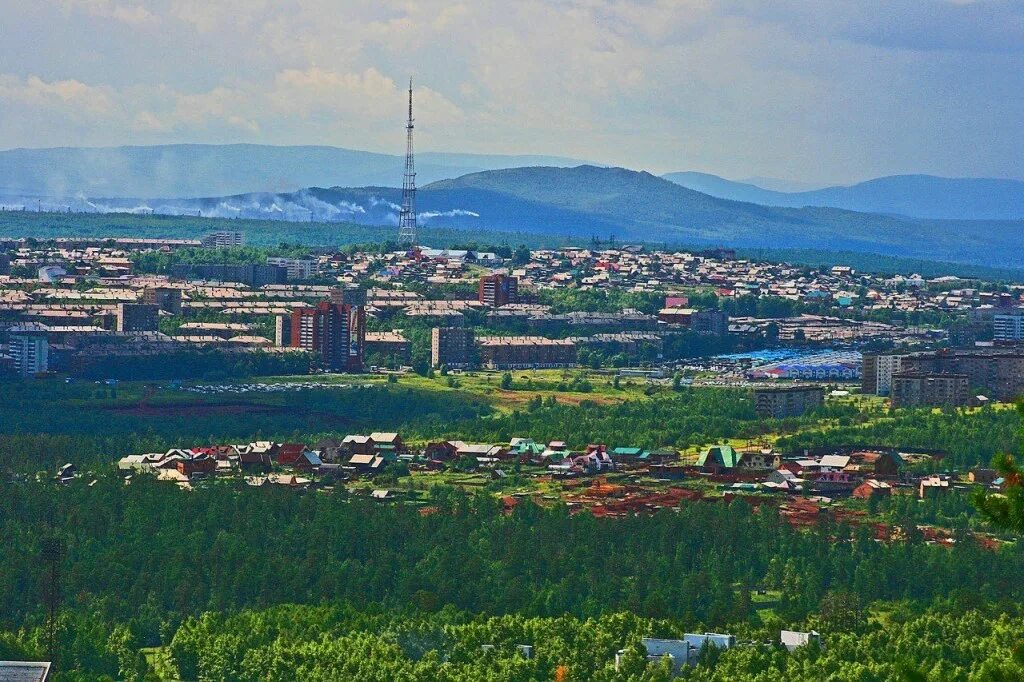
[[612, 447, 644, 456], [697, 444, 740, 469]]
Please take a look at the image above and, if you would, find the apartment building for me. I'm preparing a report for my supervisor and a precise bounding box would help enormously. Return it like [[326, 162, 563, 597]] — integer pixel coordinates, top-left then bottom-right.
[[891, 372, 970, 408], [752, 385, 825, 419], [476, 336, 576, 369], [431, 327, 474, 368]]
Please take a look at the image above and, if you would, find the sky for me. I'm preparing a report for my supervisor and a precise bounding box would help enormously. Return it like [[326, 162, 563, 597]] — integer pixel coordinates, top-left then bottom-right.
[[1, 0, 1022, 185]]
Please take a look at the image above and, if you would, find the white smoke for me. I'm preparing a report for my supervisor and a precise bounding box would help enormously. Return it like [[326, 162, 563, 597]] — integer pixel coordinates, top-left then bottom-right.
[[0, 190, 483, 227], [420, 209, 480, 220]]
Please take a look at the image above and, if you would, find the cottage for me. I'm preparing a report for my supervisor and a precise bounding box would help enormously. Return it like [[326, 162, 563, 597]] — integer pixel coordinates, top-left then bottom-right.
[[873, 451, 904, 478], [919, 475, 951, 498], [969, 468, 998, 485], [314, 437, 345, 463], [781, 630, 821, 651], [737, 448, 779, 470], [369, 432, 406, 453], [852, 478, 892, 500], [275, 443, 308, 466], [348, 453, 386, 473], [697, 445, 740, 473], [341, 434, 376, 455]]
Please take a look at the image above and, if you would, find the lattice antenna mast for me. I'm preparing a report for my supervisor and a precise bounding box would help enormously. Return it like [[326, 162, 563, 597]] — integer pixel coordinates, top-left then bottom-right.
[[398, 78, 417, 246]]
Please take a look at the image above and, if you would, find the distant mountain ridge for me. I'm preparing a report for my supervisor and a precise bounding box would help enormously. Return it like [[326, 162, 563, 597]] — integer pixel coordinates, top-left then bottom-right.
[[663, 171, 1024, 220], [31, 164, 1020, 269], [0, 143, 589, 199]]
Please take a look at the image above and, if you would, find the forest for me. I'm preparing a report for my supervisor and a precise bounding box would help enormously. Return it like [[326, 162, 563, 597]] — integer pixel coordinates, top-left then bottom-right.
[[3, 473, 1024, 680]]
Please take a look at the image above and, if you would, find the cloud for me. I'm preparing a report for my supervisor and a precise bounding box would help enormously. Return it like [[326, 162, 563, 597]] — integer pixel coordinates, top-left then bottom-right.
[[4, 0, 1024, 183], [59, 0, 158, 26]]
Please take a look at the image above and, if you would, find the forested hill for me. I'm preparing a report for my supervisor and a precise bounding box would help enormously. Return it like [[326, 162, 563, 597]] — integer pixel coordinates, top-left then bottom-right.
[[421, 166, 1024, 268]]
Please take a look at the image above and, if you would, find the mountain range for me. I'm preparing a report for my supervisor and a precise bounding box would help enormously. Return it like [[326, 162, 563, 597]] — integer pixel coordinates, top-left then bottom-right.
[[24, 165, 1018, 269], [663, 171, 1024, 221], [0, 144, 1021, 269]]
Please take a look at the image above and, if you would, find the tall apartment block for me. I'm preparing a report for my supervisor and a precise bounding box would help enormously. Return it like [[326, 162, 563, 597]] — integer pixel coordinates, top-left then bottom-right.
[[478, 274, 519, 307], [994, 313, 1024, 342], [431, 327, 474, 368], [862, 353, 903, 396], [289, 299, 366, 371], [143, 286, 183, 314], [116, 303, 159, 332], [8, 325, 49, 376]]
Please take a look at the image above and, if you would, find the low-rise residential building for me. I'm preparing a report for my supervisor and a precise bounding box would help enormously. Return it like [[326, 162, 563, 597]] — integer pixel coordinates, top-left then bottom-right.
[[476, 335, 576, 369], [891, 372, 970, 408]]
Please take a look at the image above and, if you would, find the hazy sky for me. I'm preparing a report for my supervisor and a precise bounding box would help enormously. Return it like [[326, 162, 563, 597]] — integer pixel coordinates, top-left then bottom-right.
[[1, 0, 1022, 184]]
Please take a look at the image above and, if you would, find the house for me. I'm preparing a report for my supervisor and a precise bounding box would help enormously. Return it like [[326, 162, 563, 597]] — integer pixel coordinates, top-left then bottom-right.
[[780, 630, 821, 652], [314, 437, 345, 463], [424, 441, 459, 461], [763, 469, 804, 492], [341, 434, 376, 455], [237, 447, 272, 471], [737, 448, 779, 470], [696, 444, 740, 472], [817, 454, 852, 472], [647, 448, 680, 464], [176, 454, 217, 478], [275, 443, 308, 466], [0, 660, 51, 681], [292, 450, 323, 471], [247, 473, 312, 488], [852, 478, 892, 500], [370, 489, 394, 500], [919, 475, 951, 498], [456, 442, 507, 461], [348, 453, 386, 474], [610, 446, 648, 462], [810, 470, 855, 495], [873, 451, 904, 478], [57, 463, 77, 484], [370, 432, 406, 453], [969, 468, 999, 485], [509, 438, 545, 458]]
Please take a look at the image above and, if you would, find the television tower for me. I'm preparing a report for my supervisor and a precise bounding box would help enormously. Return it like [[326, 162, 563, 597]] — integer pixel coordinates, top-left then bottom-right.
[[398, 78, 417, 246]]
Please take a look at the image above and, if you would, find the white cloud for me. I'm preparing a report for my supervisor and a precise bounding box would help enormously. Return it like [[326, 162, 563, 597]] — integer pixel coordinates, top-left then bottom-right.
[[4, 0, 1024, 182], [58, 0, 158, 26]]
